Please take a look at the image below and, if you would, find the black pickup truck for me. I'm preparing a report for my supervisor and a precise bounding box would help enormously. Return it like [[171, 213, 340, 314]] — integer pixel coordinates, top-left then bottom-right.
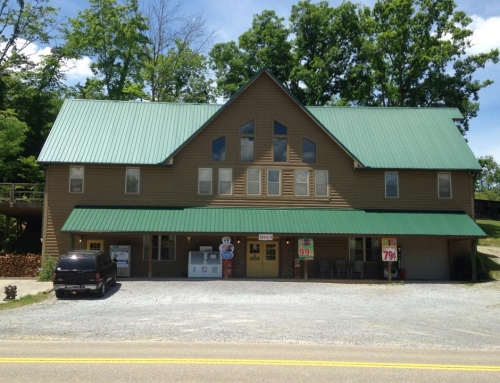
[[53, 250, 117, 298]]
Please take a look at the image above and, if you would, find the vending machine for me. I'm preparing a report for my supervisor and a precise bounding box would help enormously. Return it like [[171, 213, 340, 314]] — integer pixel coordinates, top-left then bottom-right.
[[110, 245, 131, 277]]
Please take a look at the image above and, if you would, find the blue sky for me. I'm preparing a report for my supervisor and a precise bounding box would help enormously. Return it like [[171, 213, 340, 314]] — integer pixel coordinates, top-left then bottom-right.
[[50, 0, 500, 161]]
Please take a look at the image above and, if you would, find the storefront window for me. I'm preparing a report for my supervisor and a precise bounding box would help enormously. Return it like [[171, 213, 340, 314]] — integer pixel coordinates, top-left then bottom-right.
[[349, 237, 381, 262], [143, 234, 175, 261]]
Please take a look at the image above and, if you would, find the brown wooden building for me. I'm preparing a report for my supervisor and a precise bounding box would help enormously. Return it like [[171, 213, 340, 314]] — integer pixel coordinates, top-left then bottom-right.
[[37, 69, 485, 280]]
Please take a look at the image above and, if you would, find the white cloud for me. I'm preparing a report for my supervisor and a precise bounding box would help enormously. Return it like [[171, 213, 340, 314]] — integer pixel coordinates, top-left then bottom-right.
[[468, 15, 500, 54], [61, 56, 93, 85]]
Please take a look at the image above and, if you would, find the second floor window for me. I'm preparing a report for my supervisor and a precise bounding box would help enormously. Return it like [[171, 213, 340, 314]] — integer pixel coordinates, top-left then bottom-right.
[[218, 168, 233, 195], [295, 170, 309, 196], [126, 167, 140, 194], [438, 172, 452, 198], [267, 169, 281, 196], [385, 172, 398, 198], [273, 120, 287, 162], [198, 168, 212, 195], [247, 169, 261, 195], [69, 166, 84, 193], [240, 120, 254, 161], [315, 170, 328, 197], [212, 137, 226, 161]]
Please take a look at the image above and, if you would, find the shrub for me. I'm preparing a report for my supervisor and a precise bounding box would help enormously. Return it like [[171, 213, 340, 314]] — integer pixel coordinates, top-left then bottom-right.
[[37, 254, 58, 281], [452, 254, 489, 281]]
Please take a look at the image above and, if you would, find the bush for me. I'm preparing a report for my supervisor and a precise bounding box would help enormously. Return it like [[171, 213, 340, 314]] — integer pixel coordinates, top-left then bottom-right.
[[37, 254, 58, 281]]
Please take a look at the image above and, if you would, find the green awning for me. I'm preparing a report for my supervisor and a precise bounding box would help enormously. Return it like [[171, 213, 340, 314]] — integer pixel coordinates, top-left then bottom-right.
[[61, 207, 486, 237]]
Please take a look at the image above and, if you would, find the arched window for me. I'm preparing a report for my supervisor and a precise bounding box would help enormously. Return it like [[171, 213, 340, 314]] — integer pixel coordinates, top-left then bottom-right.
[[211, 137, 226, 161], [273, 121, 287, 162], [240, 120, 254, 161]]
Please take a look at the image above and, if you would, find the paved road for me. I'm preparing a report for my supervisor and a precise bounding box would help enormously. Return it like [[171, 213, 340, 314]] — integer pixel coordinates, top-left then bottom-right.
[[1, 341, 499, 383]]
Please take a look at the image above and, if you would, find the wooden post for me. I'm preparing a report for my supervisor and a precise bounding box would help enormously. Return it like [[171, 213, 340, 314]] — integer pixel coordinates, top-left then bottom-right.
[[388, 261, 392, 282], [304, 259, 308, 280]]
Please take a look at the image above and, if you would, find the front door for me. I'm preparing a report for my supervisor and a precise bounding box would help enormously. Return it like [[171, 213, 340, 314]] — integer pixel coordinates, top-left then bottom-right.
[[246, 241, 279, 277]]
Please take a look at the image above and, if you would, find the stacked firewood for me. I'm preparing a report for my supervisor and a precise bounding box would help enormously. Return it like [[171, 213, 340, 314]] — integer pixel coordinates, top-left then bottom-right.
[[0, 254, 41, 277]]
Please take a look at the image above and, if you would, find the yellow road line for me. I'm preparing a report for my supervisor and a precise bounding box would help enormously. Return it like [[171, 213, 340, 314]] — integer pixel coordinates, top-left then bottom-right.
[[0, 358, 499, 371]]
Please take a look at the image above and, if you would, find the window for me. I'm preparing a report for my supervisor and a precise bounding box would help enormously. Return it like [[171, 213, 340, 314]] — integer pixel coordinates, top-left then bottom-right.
[[302, 139, 316, 163], [212, 137, 226, 161], [385, 171, 398, 198], [218, 168, 232, 195], [240, 120, 254, 161], [143, 234, 175, 261], [273, 120, 287, 162], [126, 167, 140, 194], [438, 172, 452, 198], [247, 169, 261, 195], [295, 170, 309, 196], [315, 170, 328, 197], [349, 238, 381, 262], [69, 166, 84, 193], [198, 168, 212, 195], [267, 169, 281, 196]]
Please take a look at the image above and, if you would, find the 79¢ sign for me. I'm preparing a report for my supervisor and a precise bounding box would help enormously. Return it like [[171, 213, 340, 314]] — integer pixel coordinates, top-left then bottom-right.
[[381, 238, 398, 261], [298, 238, 314, 260]]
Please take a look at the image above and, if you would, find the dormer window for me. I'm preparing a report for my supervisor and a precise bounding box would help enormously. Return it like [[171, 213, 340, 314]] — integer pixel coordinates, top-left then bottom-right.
[[302, 139, 316, 163], [438, 172, 452, 198], [211, 137, 226, 161], [273, 121, 287, 162], [240, 120, 254, 161]]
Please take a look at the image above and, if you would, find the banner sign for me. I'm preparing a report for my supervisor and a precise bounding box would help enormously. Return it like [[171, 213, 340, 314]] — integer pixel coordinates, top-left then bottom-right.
[[381, 238, 398, 261], [298, 238, 314, 260]]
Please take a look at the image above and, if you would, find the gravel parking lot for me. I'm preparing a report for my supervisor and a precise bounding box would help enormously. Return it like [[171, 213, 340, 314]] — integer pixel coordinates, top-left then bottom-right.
[[1, 279, 500, 349]]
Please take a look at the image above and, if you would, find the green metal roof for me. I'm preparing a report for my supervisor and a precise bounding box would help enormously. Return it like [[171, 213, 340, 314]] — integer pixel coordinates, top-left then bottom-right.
[[61, 207, 485, 237], [38, 70, 481, 171], [308, 107, 480, 170], [38, 100, 222, 164]]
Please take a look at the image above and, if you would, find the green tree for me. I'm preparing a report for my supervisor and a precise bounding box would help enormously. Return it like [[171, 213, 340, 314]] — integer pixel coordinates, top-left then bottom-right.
[[63, 0, 150, 100], [475, 155, 500, 201], [143, 0, 217, 102], [0, 110, 27, 181], [210, 10, 293, 100], [354, 0, 499, 134]]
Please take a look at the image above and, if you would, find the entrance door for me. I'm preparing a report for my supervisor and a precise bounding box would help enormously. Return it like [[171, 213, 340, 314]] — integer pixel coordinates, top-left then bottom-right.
[[87, 240, 104, 251], [246, 241, 279, 277]]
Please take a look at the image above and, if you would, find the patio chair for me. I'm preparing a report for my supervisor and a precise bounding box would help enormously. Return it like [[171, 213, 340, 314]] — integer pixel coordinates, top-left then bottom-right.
[[351, 260, 364, 279], [335, 259, 350, 278], [319, 260, 333, 278]]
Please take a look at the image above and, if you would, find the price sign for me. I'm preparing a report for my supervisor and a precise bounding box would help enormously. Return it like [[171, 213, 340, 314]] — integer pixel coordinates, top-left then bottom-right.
[[381, 238, 398, 261], [298, 238, 314, 260]]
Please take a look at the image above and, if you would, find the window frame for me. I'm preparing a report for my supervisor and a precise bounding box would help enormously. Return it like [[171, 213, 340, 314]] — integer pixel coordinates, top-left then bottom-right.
[[143, 234, 175, 261], [295, 169, 309, 196], [69, 166, 85, 193], [211, 136, 226, 162], [218, 168, 233, 195], [315, 170, 329, 197], [198, 168, 213, 195], [240, 120, 255, 162], [247, 168, 261, 196], [385, 171, 399, 198], [302, 138, 316, 164], [267, 169, 281, 196], [349, 237, 381, 263], [125, 167, 140, 194], [438, 172, 452, 198], [273, 120, 288, 163]]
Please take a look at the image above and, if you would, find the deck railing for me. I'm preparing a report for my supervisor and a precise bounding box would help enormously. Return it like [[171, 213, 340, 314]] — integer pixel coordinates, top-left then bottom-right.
[[0, 183, 44, 206]]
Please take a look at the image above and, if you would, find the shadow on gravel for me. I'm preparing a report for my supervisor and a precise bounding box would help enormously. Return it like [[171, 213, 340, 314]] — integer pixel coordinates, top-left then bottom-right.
[[56, 282, 122, 301]]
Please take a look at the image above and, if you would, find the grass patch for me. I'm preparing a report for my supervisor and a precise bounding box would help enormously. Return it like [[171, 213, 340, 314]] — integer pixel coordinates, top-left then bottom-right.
[[0, 290, 53, 311], [477, 251, 500, 281], [477, 219, 500, 247]]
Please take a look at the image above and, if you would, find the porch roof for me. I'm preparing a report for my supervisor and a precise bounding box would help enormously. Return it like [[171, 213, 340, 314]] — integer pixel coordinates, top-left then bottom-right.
[[61, 206, 486, 237]]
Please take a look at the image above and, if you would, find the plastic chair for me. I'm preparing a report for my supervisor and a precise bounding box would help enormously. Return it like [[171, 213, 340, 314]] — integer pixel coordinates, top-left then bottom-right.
[[319, 260, 333, 278], [351, 260, 364, 279], [336, 260, 349, 278]]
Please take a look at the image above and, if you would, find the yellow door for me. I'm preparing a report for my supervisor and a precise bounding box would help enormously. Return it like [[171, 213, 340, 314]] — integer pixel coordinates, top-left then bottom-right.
[[87, 240, 104, 251], [246, 241, 279, 278]]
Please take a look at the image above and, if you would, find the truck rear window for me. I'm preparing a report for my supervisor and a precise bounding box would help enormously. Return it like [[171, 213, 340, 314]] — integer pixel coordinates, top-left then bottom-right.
[[57, 258, 96, 271]]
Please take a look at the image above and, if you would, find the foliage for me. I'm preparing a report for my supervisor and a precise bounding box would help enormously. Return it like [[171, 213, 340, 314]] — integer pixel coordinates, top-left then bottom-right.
[[63, 0, 150, 100], [477, 220, 500, 248], [37, 253, 58, 281], [209, 0, 498, 132], [0, 109, 27, 180]]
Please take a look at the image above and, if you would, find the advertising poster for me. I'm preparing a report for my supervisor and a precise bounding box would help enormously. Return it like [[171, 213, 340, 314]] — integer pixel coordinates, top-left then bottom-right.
[[298, 238, 314, 260], [381, 238, 398, 261]]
